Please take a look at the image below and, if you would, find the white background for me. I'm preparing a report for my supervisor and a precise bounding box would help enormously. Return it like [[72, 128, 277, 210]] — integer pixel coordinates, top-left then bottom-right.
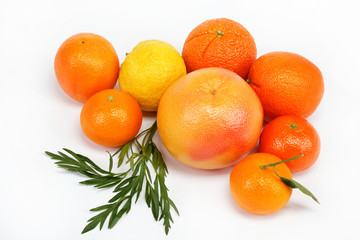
[[1, 0, 359, 239]]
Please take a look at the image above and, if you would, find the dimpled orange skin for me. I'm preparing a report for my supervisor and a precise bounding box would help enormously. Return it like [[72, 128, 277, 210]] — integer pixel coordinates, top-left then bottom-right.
[[248, 51, 324, 121], [54, 33, 119, 102], [230, 153, 292, 215], [80, 89, 142, 147], [259, 115, 321, 173], [157, 68, 263, 170], [182, 18, 257, 80]]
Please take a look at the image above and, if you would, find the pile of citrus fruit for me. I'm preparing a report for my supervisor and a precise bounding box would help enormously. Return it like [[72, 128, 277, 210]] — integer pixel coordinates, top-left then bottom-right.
[[54, 17, 323, 220]]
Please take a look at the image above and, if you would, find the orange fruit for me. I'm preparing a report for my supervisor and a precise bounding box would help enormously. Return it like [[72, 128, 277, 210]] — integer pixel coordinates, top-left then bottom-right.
[[247, 51, 324, 121], [157, 67, 263, 170], [80, 89, 142, 147], [182, 18, 257, 80], [229, 153, 292, 215], [259, 115, 321, 173], [54, 33, 119, 102]]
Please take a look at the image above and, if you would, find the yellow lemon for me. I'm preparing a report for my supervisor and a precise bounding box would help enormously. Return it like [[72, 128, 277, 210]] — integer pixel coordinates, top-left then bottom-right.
[[119, 40, 187, 111]]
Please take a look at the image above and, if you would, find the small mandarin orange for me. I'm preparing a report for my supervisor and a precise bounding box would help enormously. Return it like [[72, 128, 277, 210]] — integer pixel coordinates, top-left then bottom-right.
[[230, 153, 292, 215], [259, 115, 321, 173], [80, 89, 142, 147]]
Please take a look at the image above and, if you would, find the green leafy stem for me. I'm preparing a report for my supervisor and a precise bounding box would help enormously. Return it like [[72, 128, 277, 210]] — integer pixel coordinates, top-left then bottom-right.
[[45, 121, 179, 235], [260, 154, 320, 204]]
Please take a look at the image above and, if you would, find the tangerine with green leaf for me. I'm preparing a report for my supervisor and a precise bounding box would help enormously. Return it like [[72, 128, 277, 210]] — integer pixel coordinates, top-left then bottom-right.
[[230, 153, 293, 215]]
